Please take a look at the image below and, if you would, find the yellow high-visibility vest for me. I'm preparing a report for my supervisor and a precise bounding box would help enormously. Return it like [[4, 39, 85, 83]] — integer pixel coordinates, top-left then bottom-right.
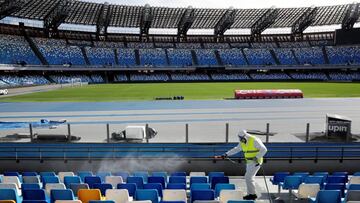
[[240, 135, 262, 164]]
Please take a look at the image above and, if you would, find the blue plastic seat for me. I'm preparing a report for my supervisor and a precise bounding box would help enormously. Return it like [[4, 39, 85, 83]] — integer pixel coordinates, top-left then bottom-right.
[[325, 183, 345, 197], [50, 189, 75, 203], [84, 176, 102, 189], [326, 176, 347, 184], [42, 176, 60, 188], [313, 172, 329, 177], [96, 172, 112, 182], [22, 201, 48, 203], [127, 176, 144, 189], [22, 189, 46, 200], [78, 171, 93, 182], [170, 172, 186, 177], [270, 172, 290, 195], [0, 188, 20, 203], [144, 183, 163, 197], [4, 172, 20, 177], [208, 172, 225, 183], [228, 201, 255, 203], [151, 172, 167, 180], [353, 172, 360, 176], [114, 171, 130, 182], [190, 189, 215, 203], [166, 183, 186, 190], [310, 190, 341, 203], [148, 176, 166, 188], [160, 201, 186, 203], [190, 176, 208, 185], [135, 189, 159, 203], [293, 172, 310, 182], [304, 176, 325, 189], [21, 183, 41, 193], [89, 201, 115, 203], [332, 172, 348, 181], [214, 183, 235, 197], [39, 172, 56, 177], [93, 183, 112, 196], [349, 184, 360, 190], [169, 176, 186, 184], [281, 176, 302, 190], [22, 172, 38, 176], [117, 183, 137, 197], [64, 176, 81, 189], [211, 176, 229, 189], [133, 171, 149, 183], [190, 183, 211, 191]]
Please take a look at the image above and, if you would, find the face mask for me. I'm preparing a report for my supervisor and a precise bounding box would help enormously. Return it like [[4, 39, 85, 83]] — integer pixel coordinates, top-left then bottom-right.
[[239, 136, 247, 143]]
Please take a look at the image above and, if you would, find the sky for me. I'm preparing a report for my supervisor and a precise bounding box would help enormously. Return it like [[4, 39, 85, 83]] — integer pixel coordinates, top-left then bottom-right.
[[83, 0, 358, 9]]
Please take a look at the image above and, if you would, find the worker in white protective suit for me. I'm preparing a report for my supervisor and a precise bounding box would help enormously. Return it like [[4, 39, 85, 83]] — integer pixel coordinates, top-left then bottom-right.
[[215, 130, 267, 200]]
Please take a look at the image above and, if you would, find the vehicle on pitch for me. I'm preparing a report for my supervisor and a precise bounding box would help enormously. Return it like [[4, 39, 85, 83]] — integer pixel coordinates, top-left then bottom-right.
[[0, 119, 67, 130], [0, 89, 8, 95], [112, 125, 157, 141]]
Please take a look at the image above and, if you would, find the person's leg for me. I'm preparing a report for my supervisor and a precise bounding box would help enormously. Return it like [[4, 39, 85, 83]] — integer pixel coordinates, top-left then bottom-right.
[[245, 162, 261, 195]]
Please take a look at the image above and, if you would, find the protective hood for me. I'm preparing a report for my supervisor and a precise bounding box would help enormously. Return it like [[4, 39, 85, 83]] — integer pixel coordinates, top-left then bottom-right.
[[238, 129, 250, 140]]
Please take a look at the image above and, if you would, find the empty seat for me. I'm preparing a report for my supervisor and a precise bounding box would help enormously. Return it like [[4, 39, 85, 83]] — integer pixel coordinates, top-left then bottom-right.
[[22, 189, 46, 201], [40, 172, 56, 177], [170, 172, 186, 177], [169, 177, 186, 185], [106, 189, 130, 203], [219, 190, 244, 203], [127, 177, 144, 189], [0, 189, 19, 203], [22, 172, 38, 176], [332, 172, 348, 180], [113, 172, 130, 182], [144, 183, 163, 197], [214, 183, 235, 197], [2, 176, 21, 189], [117, 183, 137, 197], [64, 176, 81, 189], [21, 183, 41, 193], [293, 172, 310, 182], [190, 183, 211, 191], [191, 189, 215, 203], [326, 176, 347, 184], [78, 171, 93, 182], [227, 201, 254, 203], [309, 190, 341, 203], [96, 172, 112, 183], [22, 201, 47, 203], [294, 183, 320, 199], [148, 177, 166, 188], [304, 176, 324, 189], [70, 183, 89, 197], [325, 183, 345, 197], [162, 189, 187, 202], [58, 172, 75, 183], [54, 200, 81, 203], [4, 172, 20, 177], [281, 176, 303, 201], [50, 189, 75, 203], [349, 176, 360, 185], [349, 184, 360, 190], [0, 184, 20, 195], [89, 201, 115, 203], [208, 172, 225, 183], [190, 176, 208, 185], [345, 190, 360, 202], [133, 172, 149, 183], [84, 176, 101, 189], [166, 183, 186, 190], [151, 172, 167, 180], [42, 176, 60, 188], [77, 189, 101, 203], [135, 189, 159, 203], [23, 176, 40, 184], [45, 183, 66, 196], [93, 183, 112, 196], [105, 176, 123, 189], [211, 177, 229, 189], [189, 172, 206, 177], [270, 172, 290, 195]]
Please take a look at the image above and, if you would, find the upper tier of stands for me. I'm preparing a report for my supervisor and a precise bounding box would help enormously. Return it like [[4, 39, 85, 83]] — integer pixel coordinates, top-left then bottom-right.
[[1, 35, 360, 68]]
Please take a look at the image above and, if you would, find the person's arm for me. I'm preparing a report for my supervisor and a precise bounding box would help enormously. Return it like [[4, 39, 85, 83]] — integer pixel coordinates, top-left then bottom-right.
[[225, 142, 243, 157], [254, 137, 267, 159]]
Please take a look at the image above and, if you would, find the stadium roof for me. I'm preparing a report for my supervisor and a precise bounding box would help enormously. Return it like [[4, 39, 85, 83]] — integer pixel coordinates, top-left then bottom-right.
[[5, 0, 360, 29]]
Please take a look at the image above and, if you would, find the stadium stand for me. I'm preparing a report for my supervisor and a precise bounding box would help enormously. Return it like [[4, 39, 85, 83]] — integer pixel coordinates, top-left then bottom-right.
[[117, 49, 137, 66], [243, 49, 275, 65], [218, 49, 247, 66], [167, 49, 193, 67], [0, 34, 41, 65], [85, 47, 116, 66], [194, 49, 218, 66], [139, 49, 167, 66], [293, 47, 325, 65], [130, 73, 169, 82]]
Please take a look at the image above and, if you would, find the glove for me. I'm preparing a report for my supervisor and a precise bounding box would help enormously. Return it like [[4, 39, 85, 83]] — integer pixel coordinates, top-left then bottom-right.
[[254, 157, 260, 167]]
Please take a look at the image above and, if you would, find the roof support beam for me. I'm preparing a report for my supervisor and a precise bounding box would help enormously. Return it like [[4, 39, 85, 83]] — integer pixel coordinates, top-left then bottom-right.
[[342, 3, 360, 30], [0, 0, 27, 20], [177, 6, 195, 41], [96, 2, 112, 40], [251, 7, 278, 40], [43, 0, 72, 37], [291, 6, 317, 37], [140, 4, 153, 40], [214, 7, 236, 39]]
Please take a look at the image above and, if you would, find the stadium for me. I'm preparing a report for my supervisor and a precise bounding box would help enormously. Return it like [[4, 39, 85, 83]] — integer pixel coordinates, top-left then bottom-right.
[[0, 0, 360, 202]]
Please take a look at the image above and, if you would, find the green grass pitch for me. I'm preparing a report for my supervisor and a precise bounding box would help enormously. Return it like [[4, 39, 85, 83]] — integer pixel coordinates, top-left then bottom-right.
[[1, 82, 360, 102]]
